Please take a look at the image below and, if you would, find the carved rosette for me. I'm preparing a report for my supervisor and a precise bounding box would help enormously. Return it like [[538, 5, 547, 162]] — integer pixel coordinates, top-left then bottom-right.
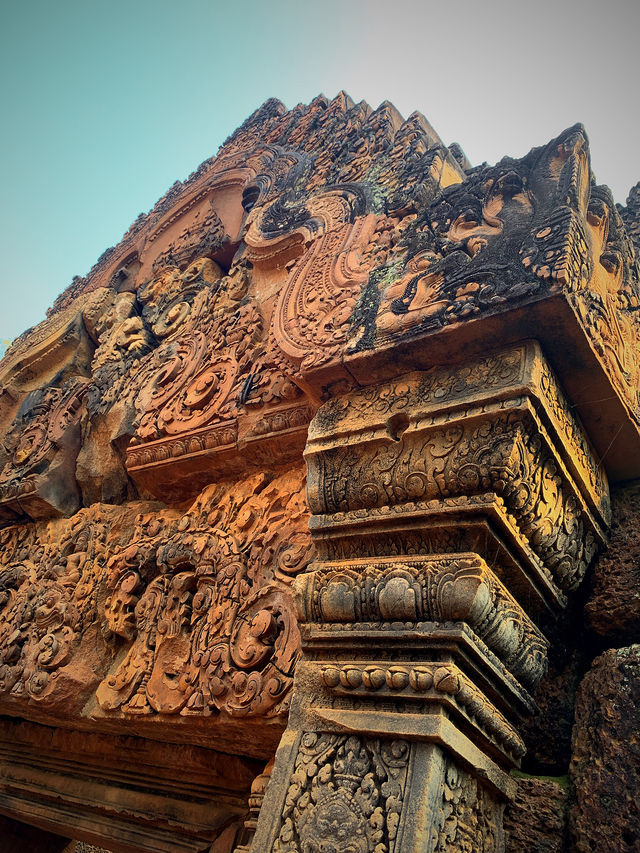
[[1, 94, 639, 853], [124, 259, 317, 499], [135, 331, 238, 441]]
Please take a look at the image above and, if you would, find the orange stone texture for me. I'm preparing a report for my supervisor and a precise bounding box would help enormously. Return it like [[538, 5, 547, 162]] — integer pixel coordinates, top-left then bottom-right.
[[0, 93, 639, 852]]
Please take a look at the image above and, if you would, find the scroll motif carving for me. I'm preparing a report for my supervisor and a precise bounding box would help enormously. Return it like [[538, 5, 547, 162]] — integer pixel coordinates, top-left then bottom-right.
[[97, 468, 313, 718], [308, 409, 599, 592], [135, 331, 238, 441], [244, 186, 369, 268], [274, 734, 410, 853], [131, 263, 260, 444], [138, 258, 224, 343], [272, 214, 381, 375], [1, 94, 634, 531], [0, 506, 127, 707], [123, 256, 314, 497], [0, 379, 89, 522], [311, 341, 609, 526], [342, 123, 640, 439], [2, 92, 638, 853], [362, 167, 534, 345], [0, 467, 312, 724], [432, 758, 503, 852], [306, 491, 567, 615], [297, 554, 547, 689]]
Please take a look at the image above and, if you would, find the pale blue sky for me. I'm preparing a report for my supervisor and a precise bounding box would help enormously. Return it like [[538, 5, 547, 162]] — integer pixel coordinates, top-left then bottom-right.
[[1, 0, 639, 353]]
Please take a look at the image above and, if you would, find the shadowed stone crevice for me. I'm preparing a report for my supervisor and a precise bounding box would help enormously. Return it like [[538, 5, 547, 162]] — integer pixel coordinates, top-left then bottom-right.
[[0, 814, 71, 853]]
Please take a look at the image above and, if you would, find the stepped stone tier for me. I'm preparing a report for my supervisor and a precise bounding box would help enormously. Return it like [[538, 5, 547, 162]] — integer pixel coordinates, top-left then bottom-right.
[[0, 92, 639, 852]]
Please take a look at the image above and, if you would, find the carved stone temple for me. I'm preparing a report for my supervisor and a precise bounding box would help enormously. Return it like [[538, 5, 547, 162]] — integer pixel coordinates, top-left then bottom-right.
[[1, 94, 639, 853]]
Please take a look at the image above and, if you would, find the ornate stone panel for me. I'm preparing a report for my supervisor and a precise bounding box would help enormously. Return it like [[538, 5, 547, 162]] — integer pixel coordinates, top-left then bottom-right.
[[306, 342, 607, 604], [297, 554, 547, 688], [273, 733, 411, 853], [0, 467, 313, 754], [342, 127, 640, 458], [250, 341, 609, 852], [1, 92, 639, 851]]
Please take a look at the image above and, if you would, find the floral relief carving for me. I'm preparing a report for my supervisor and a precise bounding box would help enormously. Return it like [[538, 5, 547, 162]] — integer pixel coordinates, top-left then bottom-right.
[[274, 734, 410, 853], [272, 214, 382, 375], [0, 468, 313, 722], [97, 468, 313, 718], [342, 122, 640, 436], [0, 91, 638, 853], [432, 759, 503, 853], [296, 554, 547, 689], [0, 506, 128, 707], [308, 409, 599, 592], [121, 255, 315, 496]]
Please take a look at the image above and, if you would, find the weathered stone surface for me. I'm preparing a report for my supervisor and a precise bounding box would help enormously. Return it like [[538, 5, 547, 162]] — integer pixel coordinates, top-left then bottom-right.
[[586, 480, 640, 644], [0, 92, 639, 851], [0, 469, 311, 739], [0, 716, 260, 853], [570, 645, 640, 851], [520, 645, 585, 775], [504, 777, 567, 853]]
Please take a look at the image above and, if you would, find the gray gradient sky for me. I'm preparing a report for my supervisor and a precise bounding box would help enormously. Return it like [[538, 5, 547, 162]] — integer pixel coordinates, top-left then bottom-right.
[[1, 0, 639, 353]]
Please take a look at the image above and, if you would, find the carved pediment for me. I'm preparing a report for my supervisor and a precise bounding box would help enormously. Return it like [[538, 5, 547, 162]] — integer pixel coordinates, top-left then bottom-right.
[[2, 93, 640, 853], [0, 94, 638, 782]]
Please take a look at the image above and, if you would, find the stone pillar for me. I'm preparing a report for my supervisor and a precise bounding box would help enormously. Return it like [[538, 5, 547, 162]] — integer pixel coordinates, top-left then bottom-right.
[[251, 341, 608, 852]]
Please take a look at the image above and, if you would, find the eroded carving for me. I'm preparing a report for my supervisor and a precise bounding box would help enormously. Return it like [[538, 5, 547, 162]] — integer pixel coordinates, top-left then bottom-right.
[[432, 758, 503, 852], [0, 379, 89, 522], [0, 92, 637, 853], [97, 468, 313, 718], [297, 554, 547, 689], [274, 734, 410, 853]]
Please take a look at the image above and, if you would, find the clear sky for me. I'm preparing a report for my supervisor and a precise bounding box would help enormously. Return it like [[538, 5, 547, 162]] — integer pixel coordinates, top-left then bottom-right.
[[1, 0, 639, 353]]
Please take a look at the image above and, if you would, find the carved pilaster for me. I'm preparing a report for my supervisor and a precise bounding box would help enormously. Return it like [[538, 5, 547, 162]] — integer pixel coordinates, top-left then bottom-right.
[[233, 760, 274, 853], [251, 342, 607, 852]]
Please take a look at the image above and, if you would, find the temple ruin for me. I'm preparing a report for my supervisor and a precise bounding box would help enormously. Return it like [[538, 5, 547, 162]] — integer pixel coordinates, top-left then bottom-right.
[[0, 93, 639, 852]]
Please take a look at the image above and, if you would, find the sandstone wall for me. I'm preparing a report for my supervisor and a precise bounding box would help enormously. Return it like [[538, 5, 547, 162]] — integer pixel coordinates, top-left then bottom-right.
[[0, 94, 638, 852]]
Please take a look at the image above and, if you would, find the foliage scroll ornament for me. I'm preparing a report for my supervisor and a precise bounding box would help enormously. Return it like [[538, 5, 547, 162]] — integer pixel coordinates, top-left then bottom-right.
[[274, 733, 410, 853]]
